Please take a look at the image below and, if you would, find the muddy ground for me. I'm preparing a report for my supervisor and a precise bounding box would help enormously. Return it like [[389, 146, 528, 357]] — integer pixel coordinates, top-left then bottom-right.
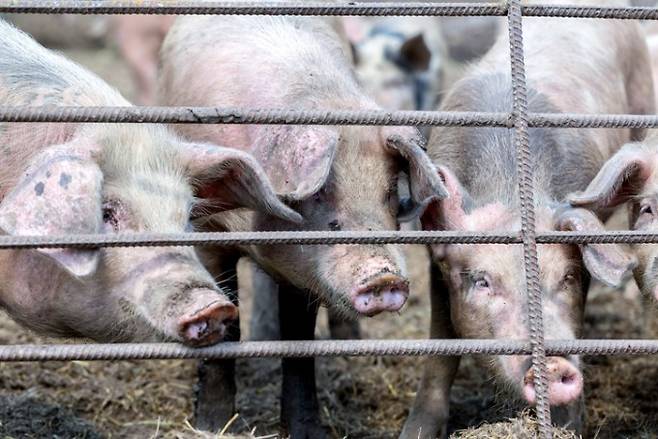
[[1, 31, 658, 439]]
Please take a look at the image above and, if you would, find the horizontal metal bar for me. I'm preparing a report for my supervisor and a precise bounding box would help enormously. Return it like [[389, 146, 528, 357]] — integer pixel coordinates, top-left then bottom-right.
[[1, 339, 657, 361], [0, 106, 513, 127], [3, 1, 658, 20], [0, 231, 522, 249], [0, 231, 658, 250], [0, 1, 508, 16], [3, 107, 658, 129], [523, 4, 658, 19]]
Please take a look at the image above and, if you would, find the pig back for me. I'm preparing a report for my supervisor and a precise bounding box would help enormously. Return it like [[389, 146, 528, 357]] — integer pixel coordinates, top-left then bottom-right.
[[429, 14, 652, 207], [0, 19, 127, 197], [159, 15, 366, 153]]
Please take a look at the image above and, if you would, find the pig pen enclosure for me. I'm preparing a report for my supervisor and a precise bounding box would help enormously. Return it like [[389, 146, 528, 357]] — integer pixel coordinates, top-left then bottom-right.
[[2, 1, 658, 438]]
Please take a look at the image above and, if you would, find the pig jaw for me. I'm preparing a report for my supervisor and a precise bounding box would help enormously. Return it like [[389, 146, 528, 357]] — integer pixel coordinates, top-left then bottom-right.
[[107, 248, 237, 347]]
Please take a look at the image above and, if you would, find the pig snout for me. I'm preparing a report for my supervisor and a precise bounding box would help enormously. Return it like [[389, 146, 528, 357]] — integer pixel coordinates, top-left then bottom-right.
[[351, 274, 409, 316], [177, 291, 238, 347], [522, 357, 583, 407]]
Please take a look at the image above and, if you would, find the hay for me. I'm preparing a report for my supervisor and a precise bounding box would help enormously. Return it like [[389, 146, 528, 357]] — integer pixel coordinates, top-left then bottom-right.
[[450, 411, 579, 439]]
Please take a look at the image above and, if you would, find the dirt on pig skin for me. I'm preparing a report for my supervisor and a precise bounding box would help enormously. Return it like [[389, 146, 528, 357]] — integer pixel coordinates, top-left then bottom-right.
[[0, 38, 656, 439]]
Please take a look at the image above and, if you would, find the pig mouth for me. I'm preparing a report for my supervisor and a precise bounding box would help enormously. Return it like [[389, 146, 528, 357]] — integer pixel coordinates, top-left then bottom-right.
[[351, 274, 410, 317], [178, 296, 238, 347], [521, 356, 583, 407]]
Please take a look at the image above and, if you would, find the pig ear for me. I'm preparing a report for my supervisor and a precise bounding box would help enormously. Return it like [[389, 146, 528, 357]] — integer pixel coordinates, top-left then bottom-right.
[[0, 148, 103, 278], [568, 145, 653, 213], [179, 142, 302, 223], [383, 127, 449, 223], [342, 16, 370, 45], [399, 33, 432, 71], [419, 164, 473, 232], [251, 126, 339, 201], [557, 207, 637, 288]]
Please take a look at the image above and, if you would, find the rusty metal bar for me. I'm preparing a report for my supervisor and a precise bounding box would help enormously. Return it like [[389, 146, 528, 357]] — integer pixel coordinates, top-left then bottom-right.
[[507, 0, 552, 435], [2, 340, 658, 361], [2, 1, 658, 21], [0, 230, 657, 250], [5, 106, 658, 129], [0, 1, 509, 16]]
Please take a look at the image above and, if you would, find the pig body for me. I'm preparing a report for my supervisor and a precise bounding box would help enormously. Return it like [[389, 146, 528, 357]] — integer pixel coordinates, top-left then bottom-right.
[[403, 3, 653, 438], [159, 15, 446, 436], [160, 15, 445, 321], [0, 19, 299, 346]]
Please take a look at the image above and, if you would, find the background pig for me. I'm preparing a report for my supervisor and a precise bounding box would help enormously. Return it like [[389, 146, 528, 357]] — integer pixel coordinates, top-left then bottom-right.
[[569, 135, 658, 306], [0, 19, 299, 348], [402, 2, 654, 437], [110, 16, 175, 105], [159, 15, 446, 437], [342, 16, 448, 112]]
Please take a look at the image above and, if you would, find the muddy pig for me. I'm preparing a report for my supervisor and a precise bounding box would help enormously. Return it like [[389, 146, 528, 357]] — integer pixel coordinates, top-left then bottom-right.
[[159, 15, 446, 437], [402, 1, 654, 438], [0, 19, 299, 347]]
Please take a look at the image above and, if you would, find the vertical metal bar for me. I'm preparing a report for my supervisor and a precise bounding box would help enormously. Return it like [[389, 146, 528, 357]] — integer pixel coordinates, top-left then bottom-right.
[[506, 0, 553, 437]]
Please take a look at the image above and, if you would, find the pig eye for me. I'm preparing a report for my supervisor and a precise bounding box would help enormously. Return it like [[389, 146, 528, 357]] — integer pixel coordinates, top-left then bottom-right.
[[472, 274, 490, 290], [639, 203, 653, 216], [562, 272, 577, 286], [102, 200, 122, 231]]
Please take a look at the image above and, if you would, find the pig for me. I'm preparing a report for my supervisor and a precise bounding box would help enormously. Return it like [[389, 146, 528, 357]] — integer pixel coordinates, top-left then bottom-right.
[[569, 134, 658, 304], [401, 2, 654, 438], [159, 15, 446, 437], [342, 16, 448, 111], [0, 19, 300, 347], [110, 16, 176, 105]]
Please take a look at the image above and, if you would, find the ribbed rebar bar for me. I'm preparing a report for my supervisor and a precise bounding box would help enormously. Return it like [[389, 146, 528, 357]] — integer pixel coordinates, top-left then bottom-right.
[[3, 1, 658, 21], [0, 230, 656, 250], [0, 1, 509, 16], [0, 106, 512, 127], [1, 340, 658, 362], [507, 0, 552, 436], [5, 107, 658, 129]]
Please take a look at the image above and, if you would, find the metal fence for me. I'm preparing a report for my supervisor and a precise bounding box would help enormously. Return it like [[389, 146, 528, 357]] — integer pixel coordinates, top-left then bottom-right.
[[4, 1, 658, 437]]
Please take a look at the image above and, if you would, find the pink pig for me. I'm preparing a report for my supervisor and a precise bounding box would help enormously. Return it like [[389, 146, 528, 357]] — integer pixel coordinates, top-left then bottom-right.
[[0, 19, 299, 347]]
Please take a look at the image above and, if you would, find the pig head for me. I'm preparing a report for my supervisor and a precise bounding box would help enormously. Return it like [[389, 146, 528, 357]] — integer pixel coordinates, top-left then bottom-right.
[[422, 166, 635, 407], [0, 130, 299, 346], [212, 124, 447, 319]]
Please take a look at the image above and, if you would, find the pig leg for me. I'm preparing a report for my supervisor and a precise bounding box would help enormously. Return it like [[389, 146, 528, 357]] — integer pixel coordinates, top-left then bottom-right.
[[279, 284, 327, 439], [194, 252, 240, 432], [327, 308, 361, 339], [248, 261, 280, 341], [400, 263, 459, 439], [551, 393, 585, 435]]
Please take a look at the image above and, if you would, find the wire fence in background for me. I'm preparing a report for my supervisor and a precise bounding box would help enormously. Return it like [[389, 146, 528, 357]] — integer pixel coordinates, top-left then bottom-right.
[[4, 1, 658, 437]]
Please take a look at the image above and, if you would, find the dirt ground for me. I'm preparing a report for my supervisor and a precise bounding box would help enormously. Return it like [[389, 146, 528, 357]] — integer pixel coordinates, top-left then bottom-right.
[[1, 25, 658, 439]]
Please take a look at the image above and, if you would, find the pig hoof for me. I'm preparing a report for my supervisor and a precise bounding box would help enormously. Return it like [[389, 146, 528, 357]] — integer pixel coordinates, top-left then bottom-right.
[[179, 300, 238, 347], [351, 275, 409, 316]]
